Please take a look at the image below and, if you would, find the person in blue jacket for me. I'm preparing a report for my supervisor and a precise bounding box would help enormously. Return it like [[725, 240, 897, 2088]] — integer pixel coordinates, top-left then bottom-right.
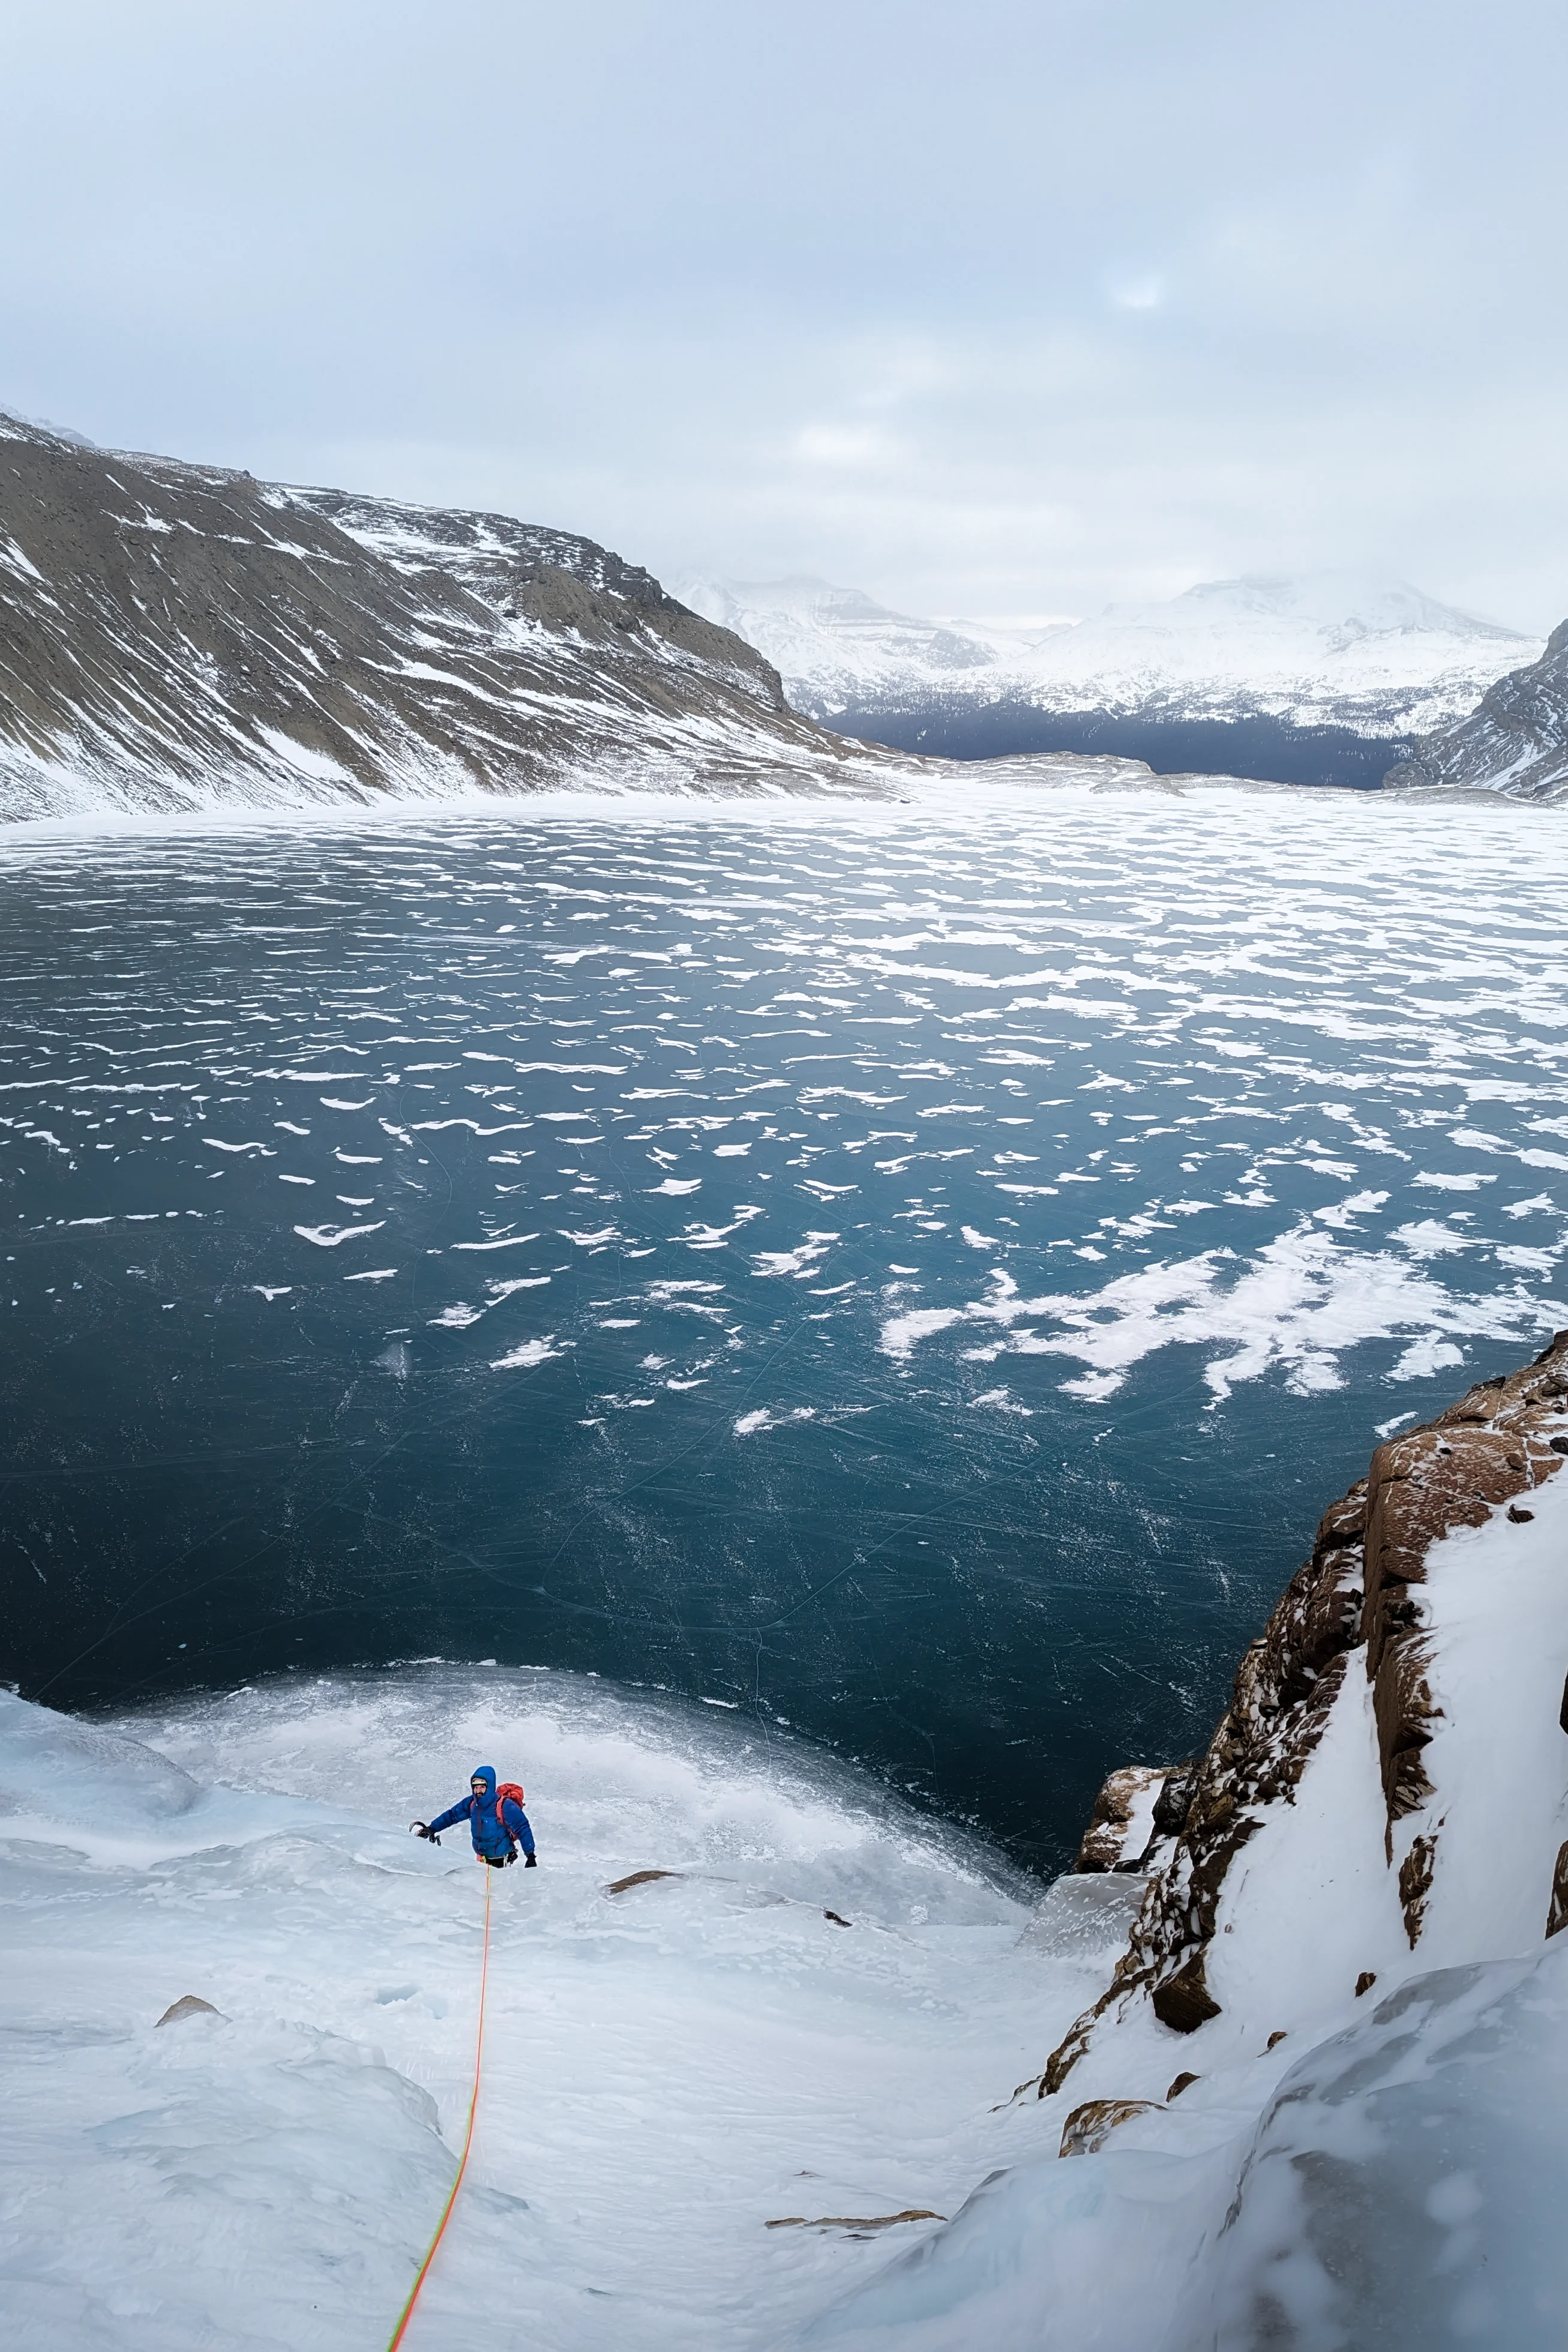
[[412, 1765, 537, 1867]]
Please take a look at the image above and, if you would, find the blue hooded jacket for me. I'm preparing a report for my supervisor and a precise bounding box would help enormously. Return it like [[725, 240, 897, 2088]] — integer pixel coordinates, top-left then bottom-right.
[[428, 1765, 536, 1860]]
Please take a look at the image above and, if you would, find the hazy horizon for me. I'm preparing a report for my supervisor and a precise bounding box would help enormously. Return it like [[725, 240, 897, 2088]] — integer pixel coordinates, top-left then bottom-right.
[[2, 1, 1564, 633]]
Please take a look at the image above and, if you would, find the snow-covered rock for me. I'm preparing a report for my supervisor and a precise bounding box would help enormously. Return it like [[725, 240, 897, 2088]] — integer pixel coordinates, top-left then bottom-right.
[[1069, 1763, 1186, 1876], [678, 570, 1540, 744], [1390, 617, 1568, 802], [810, 1331, 1568, 2348], [1035, 1331, 1568, 2075]]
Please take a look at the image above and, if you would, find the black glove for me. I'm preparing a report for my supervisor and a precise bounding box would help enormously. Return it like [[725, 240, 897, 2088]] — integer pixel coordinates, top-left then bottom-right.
[[410, 1822, 441, 1844], [503, 1847, 517, 1866], [524, 1851, 538, 1868]]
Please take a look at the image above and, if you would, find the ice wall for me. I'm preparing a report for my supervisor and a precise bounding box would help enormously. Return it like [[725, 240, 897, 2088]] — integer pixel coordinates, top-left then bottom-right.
[[0, 1669, 1099, 2351]]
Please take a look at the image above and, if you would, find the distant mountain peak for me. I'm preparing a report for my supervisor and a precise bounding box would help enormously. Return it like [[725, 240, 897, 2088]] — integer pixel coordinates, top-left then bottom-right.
[[1138, 567, 1528, 643], [685, 565, 1543, 740]]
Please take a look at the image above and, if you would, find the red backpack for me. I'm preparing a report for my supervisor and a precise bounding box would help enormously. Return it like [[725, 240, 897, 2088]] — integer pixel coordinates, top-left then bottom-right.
[[492, 1781, 527, 1845]]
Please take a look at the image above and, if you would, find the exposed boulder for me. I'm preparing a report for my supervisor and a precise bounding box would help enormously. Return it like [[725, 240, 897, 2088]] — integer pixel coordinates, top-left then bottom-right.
[[1058, 2097, 1162, 2158], [604, 1868, 683, 1895], [155, 1994, 222, 2027], [1073, 1764, 1177, 1873], [764, 2208, 945, 2233]]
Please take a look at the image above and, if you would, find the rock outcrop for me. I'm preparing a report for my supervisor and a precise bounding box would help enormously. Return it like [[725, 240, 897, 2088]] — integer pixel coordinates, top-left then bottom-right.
[[1034, 1330, 1568, 2093], [807, 1340, 1568, 2349], [154, 1994, 221, 2027], [1071, 1764, 1184, 1874], [1057, 2096, 1161, 2158], [1387, 617, 1568, 802]]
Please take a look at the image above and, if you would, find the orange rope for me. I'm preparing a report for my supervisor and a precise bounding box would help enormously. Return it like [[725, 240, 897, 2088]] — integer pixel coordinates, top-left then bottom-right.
[[386, 1863, 494, 2351]]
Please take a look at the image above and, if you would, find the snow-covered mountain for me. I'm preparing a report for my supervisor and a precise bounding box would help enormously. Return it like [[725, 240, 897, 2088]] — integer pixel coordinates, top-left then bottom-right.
[[1392, 618, 1568, 802], [7, 408, 1544, 817], [0, 416, 913, 821], [673, 575, 1014, 708], [678, 568, 1542, 756]]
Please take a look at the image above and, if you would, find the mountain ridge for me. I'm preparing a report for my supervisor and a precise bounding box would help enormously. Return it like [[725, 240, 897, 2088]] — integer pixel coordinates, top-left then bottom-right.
[[682, 569, 1542, 753], [0, 415, 907, 820], [1389, 618, 1568, 802]]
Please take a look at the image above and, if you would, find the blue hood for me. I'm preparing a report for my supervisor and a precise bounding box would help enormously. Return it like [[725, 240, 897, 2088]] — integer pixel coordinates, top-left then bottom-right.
[[470, 1766, 497, 1802]]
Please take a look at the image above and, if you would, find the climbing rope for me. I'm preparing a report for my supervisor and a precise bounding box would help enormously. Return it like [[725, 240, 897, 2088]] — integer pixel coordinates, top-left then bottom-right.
[[386, 1863, 494, 2351]]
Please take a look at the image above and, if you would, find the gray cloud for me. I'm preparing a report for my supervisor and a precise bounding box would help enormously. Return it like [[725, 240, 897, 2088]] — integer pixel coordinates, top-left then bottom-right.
[[2, 0, 1564, 625]]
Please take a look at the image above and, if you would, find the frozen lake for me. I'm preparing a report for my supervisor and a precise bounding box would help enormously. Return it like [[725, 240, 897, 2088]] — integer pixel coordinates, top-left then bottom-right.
[[3, 786, 1565, 1866]]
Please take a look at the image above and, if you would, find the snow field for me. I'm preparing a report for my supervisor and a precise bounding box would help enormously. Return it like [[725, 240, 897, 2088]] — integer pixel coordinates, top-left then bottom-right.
[[0, 1669, 1108, 2351]]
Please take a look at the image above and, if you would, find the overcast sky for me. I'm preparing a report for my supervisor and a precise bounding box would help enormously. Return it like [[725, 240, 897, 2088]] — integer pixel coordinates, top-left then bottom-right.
[[2, 1, 1565, 627]]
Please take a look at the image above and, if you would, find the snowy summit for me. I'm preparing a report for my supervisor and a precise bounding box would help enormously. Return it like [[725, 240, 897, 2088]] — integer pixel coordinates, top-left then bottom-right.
[[678, 569, 1541, 742]]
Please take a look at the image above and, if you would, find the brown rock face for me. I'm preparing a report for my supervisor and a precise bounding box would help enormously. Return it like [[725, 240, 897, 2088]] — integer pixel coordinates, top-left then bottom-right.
[[1027, 1332, 1568, 2100], [1398, 1833, 1438, 1947], [1362, 1357, 1568, 1836], [1152, 1955, 1223, 2035], [1074, 1764, 1173, 1872], [1059, 2098, 1162, 2158]]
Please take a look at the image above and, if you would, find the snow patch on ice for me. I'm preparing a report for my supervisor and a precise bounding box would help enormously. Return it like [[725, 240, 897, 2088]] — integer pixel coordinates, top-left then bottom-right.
[[488, 1336, 566, 1369], [880, 1223, 1560, 1403]]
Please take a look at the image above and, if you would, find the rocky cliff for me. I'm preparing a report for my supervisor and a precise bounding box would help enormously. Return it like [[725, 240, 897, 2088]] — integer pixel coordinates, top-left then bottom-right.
[[1038, 1330, 1568, 2089], [813, 1336, 1568, 2350], [1387, 618, 1568, 802], [0, 415, 895, 819]]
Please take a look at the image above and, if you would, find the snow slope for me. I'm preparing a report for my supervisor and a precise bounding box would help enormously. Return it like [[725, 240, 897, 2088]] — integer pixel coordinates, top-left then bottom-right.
[[0, 1668, 1115, 2351], [678, 571, 1541, 739]]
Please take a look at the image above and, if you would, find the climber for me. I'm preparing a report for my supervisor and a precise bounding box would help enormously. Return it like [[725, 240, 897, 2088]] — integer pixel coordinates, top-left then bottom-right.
[[412, 1765, 538, 1868]]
